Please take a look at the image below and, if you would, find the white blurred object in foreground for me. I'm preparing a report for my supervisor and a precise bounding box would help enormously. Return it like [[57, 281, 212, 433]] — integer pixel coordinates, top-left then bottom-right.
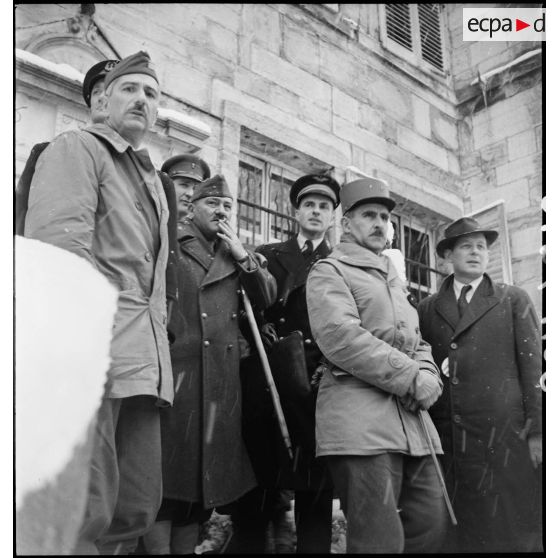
[[383, 248, 407, 283], [15, 236, 118, 553]]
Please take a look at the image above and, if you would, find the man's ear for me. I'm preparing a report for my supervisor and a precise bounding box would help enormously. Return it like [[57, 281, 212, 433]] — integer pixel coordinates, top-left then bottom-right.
[[341, 215, 351, 234], [443, 248, 453, 261]]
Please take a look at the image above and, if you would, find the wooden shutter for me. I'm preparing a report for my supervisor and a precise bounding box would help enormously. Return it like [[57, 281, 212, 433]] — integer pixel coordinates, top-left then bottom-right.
[[385, 4, 413, 51], [418, 4, 444, 71], [467, 201, 513, 284]]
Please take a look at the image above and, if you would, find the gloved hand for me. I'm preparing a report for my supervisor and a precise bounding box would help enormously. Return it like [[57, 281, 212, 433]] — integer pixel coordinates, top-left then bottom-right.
[[407, 369, 443, 411]]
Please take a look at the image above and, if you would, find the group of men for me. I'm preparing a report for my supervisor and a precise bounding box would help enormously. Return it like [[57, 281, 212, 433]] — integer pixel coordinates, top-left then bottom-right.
[[17, 50, 542, 555]]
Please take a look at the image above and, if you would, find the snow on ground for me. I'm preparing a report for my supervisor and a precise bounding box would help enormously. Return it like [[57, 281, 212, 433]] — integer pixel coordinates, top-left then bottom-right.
[[15, 237, 118, 507]]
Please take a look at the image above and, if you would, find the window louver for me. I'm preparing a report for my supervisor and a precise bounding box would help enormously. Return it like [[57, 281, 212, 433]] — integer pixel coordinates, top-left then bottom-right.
[[386, 4, 413, 51], [418, 4, 444, 71]]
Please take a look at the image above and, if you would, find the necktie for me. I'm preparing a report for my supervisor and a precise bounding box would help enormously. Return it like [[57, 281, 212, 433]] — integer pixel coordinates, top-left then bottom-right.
[[457, 285, 472, 318], [302, 239, 313, 262]]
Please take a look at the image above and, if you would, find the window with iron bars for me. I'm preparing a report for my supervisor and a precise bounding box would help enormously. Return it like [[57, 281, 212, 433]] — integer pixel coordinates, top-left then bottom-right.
[[390, 214, 446, 301], [236, 154, 298, 248], [381, 4, 445, 74]]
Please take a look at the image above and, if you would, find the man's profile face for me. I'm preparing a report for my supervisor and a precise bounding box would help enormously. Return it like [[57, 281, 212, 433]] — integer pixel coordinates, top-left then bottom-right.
[[445, 233, 489, 281], [90, 79, 108, 124], [106, 73, 159, 143], [342, 202, 390, 255], [172, 176, 197, 223], [295, 194, 335, 237], [190, 196, 232, 240]]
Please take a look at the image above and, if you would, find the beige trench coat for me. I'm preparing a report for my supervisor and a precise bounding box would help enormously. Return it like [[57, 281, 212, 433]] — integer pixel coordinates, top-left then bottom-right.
[[25, 123, 173, 405], [307, 239, 442, 457]]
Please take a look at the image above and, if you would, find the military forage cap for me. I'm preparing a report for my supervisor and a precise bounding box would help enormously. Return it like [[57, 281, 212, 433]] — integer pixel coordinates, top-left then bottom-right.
[[161, 154, 211, 182], [340, 177, 396, 214], [104, 50, 159, 89], [190, 174, 232, 203], [289, 174, 341, 208], [82, 59, 119, 107], [436, 217, 498, 257]]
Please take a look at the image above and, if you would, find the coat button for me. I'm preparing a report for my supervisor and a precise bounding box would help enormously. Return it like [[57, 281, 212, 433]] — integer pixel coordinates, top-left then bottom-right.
[[135, 201, 143, 211], [450, 342, 458, 350], [304, 339, 312, 345], [227, 344, 233, 350], [162, 316, 167, 325], [453, 414, 461, 424], [279, 298, 284, 304], [201, 313, 208, 319], [279, 318, 286, 324], [145, 251, 152, 262], [451, 377, 459, 385], [204, 340, 210, 347], [231, 313, 237, 319]]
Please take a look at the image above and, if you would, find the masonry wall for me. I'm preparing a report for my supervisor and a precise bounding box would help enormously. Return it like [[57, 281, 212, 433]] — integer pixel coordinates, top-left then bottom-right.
[[447, 3, 543, 313]]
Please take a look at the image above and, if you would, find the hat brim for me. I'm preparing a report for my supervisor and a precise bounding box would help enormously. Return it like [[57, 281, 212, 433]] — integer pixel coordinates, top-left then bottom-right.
[[169, 172, 203, 182], [344, 196, 396, 214], [436, 230, 499, 257], [295, 184, 339, 207]]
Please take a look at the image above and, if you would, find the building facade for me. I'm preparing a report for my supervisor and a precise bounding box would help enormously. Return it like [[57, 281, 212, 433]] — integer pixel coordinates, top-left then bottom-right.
[[15, 3, 543, 313]]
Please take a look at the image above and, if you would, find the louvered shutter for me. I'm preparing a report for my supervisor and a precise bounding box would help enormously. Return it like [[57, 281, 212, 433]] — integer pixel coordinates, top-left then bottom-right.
[[467, 202, 513, 284], [418, 4, 444, 71], [386, 4, 413, 51]]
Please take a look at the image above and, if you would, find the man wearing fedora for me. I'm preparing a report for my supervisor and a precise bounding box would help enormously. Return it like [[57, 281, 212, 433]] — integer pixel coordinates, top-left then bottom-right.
[[306, 177, 447, 553], [228, 173, 340, 554], [417, 217, 543, 553]]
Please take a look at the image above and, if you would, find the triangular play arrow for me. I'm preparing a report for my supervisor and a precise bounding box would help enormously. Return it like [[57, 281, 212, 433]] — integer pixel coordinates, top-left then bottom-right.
[[516, 19, 530, 31]]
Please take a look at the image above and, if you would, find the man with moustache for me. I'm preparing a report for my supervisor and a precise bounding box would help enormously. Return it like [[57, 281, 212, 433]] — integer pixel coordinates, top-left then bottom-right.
[[229, 173, 340, 554], [306, 178, 446, 554], [25, 51, 172, 555], [418, 218, 543, 553], [149, 174, 276, 554]]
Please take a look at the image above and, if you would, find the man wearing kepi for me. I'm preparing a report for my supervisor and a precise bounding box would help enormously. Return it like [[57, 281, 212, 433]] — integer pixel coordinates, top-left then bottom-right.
[[25, 51, 172, 555], [153, 174, 277, 554], [417, 218, 543, 553], [306, 178, 447, 554]]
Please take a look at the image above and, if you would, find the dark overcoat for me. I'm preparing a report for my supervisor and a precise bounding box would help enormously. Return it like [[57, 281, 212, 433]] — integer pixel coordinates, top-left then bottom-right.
[[160, 220, 276, 509], [242, 236, 332, 491], [418, 274, 542, 552]]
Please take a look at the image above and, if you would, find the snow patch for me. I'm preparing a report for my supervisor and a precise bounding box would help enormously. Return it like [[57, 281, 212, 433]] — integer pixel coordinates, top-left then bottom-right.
[[16, 48, 85, 84], [15, 237, 118, 508], [157, 107, 212, 136]]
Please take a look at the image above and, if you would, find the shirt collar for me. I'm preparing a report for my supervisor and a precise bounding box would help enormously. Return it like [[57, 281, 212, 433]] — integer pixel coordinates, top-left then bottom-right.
[[453, 274, 483, 300], [297, 233, 323, 251]]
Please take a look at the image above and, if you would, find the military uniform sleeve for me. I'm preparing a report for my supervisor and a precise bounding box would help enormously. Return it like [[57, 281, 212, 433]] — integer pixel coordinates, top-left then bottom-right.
[[24, 132, 100, 267], [307, 260, 419, 397], [238, 251, 277, 311], [511, 287, 543, 436]]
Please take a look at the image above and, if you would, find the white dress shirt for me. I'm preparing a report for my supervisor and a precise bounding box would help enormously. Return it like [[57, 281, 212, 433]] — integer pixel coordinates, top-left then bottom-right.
[[453, 274, 484, 303], [296, 233, 324, 251]]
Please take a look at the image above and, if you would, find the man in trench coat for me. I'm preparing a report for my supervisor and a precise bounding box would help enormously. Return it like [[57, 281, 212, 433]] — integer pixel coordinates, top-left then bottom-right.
[[306, 178, 447, 554], [417, 217, 543, 553], [154, 174, 276, 554], [25, 51, 172, 555]]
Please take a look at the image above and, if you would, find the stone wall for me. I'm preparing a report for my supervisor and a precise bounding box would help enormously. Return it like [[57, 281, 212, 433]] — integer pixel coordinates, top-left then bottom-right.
[[446, 3, 542, 313]]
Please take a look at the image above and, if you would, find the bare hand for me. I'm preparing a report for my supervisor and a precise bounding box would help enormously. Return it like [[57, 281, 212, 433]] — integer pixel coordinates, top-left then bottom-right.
[[527, 434, 543, 468], [217, 220, 248, 261]]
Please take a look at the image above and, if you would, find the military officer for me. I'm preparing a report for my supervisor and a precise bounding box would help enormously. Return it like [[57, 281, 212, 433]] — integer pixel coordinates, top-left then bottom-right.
[[229, 173, 340, 554]]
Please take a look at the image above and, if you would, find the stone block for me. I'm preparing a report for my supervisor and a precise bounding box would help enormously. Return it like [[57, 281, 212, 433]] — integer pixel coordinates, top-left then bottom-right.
[[234, 68, 271, 104], [507, 129, 537, 161], [332, 89, 359, 123], [529, 174, 543, 207], [535, 124, 542, 152], [160, 59, 212, 112], [270, 85, 300, 117], [411, 96, 431, 139], [299, 96, 332, 131], [241, 4, 282, 57], [460, 153, 482, 179], [363, 71, 412, 126], [206, 21, 238, 63], [448, 153, 460, 176], [251, 45, 332, 109], [495, 154, 541, 186], [283, 20, 321, 76], [192, 3, 241, 33], [470, 179, 530, 214], [431, 111, 458, 150], [382, 117, 398, 145], [358, 103, 382, 134], [469, 41, 511, 71], [397, 126, 449, 172], [333, 116, 388, 159], [510, 225, 541, 260], [479, 141, 508, 168]]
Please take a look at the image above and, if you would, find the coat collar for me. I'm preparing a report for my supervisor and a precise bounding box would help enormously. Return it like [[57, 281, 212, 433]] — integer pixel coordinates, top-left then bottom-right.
[[178, 220, 237, 287], [434, 273, 500, 338], [330, 240, 399, 282]]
